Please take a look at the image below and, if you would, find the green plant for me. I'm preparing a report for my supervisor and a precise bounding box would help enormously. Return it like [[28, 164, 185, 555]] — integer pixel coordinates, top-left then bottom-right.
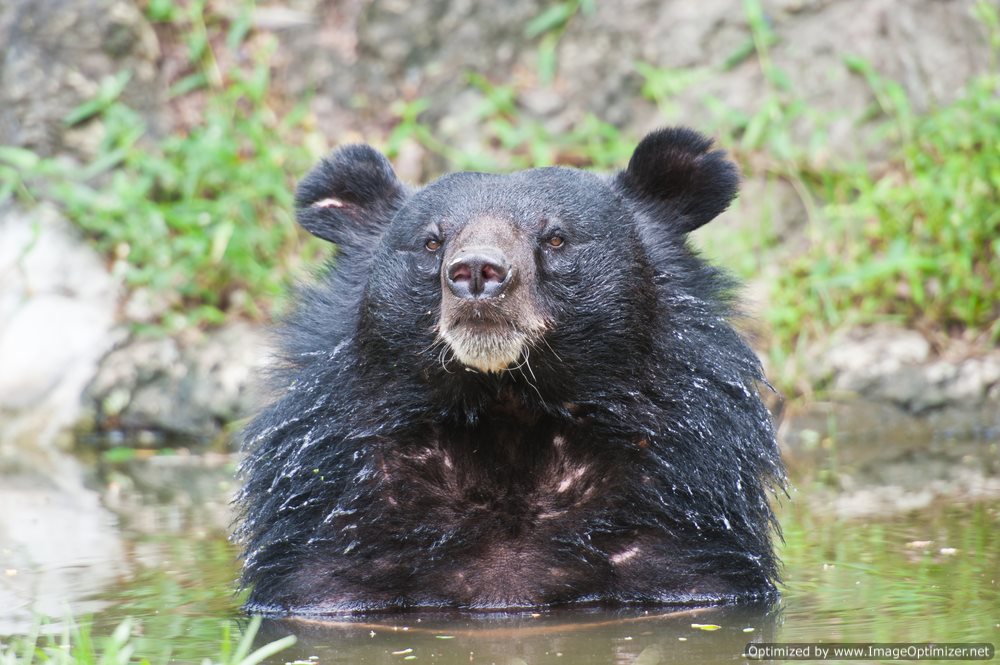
[[770, 68, 1000, 345], [0, 616, 293, 665], [3, 0, 994, 388], [386, 74, 634, 175], [524, 0, 596, 84], [629, 0, 1000, 393], [0, 3, 326, 332]]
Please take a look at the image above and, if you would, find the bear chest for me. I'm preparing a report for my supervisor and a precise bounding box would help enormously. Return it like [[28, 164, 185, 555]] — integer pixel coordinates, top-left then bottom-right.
[[375, 419, 630, 538]]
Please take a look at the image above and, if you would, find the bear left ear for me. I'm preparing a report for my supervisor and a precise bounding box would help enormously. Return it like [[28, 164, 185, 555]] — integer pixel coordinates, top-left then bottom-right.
[[614, 128, 740, 234], [295, 144, 408, 247]]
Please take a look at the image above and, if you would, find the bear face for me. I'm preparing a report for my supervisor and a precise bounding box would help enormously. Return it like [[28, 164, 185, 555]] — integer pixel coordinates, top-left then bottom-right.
[[364, 167, 656, 386], [236, 128, 784, 614]]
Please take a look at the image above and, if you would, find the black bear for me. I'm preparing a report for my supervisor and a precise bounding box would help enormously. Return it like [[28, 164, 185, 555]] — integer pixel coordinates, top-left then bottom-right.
[[235, 128, 785, 614]]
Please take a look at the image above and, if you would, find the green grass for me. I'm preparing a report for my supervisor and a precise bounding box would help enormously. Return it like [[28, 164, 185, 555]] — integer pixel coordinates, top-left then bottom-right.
[[750, 0, 1000, 390], [0, 616, 293, 665], [769, 67, 1000, 345], [0, 0, 327, 332], [385, 74, 634, 173], [523, 0, 596, 84], [392, 1, 999, 375]]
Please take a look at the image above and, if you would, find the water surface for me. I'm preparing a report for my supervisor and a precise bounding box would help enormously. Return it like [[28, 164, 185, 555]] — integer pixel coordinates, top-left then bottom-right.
[[1, 418, 997, 663]]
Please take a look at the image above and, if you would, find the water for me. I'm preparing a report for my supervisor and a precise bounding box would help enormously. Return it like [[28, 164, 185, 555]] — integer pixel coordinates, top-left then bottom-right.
[[1, 419, 998, 664]]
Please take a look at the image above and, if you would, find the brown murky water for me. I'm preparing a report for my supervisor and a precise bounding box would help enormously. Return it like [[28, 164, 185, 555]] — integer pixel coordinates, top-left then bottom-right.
[[1, 411, 998, 664]]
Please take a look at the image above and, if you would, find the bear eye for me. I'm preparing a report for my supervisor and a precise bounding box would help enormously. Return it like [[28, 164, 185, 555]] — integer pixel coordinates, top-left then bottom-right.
[[425, 238, 442, 251], [547, 235, 565, 248]]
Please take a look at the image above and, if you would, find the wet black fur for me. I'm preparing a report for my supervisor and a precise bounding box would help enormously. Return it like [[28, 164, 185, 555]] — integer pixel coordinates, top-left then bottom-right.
[[235, 127, 785, 615]]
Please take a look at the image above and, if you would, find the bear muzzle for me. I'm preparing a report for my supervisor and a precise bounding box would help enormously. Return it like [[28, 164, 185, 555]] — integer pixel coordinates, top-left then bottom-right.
[[439, 278, 532, 373], [437, 220, 547, 373]]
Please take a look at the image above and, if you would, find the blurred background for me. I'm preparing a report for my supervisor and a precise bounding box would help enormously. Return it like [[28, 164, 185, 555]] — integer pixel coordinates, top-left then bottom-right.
[[0, 0, 997, 663]]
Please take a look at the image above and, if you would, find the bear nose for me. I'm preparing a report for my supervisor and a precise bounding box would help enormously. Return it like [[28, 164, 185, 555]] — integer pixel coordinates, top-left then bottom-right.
[[446, 248, 512, 300]]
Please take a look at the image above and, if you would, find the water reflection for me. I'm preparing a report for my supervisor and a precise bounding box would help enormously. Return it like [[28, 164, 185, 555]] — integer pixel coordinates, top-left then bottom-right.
[[256, 604, 779, 665], [778, 501, 999, 644], [1, 418, 998, 661], [0, 453, 125, 633]]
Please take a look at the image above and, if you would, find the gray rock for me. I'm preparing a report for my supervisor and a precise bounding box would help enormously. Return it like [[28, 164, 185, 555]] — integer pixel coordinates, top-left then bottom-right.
[[87, 335, 184, 430], [86, 322, 272, 441], [812, 326, 1000, 414], [876, 365, 938, 414], [951, 356, 1000, 405], [821, 326, 931, 394], [0, 203, 123, 453], [269, 0, 992, 175], [186, 323, 273, 424], [0, 0, 163, 157], [122, 287, 179, 325], [885, 352, 1000, 414]]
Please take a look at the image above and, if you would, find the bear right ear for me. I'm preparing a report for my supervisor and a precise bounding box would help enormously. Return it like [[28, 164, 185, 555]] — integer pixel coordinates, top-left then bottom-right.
[[295, 145, 407, 246], [614, 128, 739, 235]]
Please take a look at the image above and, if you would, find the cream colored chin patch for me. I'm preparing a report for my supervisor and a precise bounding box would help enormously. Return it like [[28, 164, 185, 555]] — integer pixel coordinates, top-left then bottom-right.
[[442, 328, 526, 373]]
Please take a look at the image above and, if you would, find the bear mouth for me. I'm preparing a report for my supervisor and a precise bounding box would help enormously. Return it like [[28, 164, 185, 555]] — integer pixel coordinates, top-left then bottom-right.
[[439, 316, 528, 373], [437, 289, 549, 373]]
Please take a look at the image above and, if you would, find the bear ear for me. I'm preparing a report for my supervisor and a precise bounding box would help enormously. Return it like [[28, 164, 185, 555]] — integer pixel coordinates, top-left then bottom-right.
[[295, 145, 407, 246], [615, 128, 740, 234]]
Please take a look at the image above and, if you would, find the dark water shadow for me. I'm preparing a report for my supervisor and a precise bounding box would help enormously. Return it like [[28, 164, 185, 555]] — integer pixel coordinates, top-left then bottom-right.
[[255, 602, 780, 664]]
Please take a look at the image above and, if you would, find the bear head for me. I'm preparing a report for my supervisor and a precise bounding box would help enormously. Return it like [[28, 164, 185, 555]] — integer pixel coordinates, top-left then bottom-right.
[[294, 128, 740, 401]]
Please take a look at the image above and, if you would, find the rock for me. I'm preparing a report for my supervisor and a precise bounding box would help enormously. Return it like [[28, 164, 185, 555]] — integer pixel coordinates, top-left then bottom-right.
[[0, 203, 123, 454], [951, 356, 1000, 405], [873, 365, 936, 413], [85, 322, 272, 441], [185, 323, 273, 426], [819, 326, 930, 393], [0, 0, 163, 158], [809, 326, 1000, 415], [122, 287, 179, 324], [87, 336, 185, 431], [267, 0, 992, 173]]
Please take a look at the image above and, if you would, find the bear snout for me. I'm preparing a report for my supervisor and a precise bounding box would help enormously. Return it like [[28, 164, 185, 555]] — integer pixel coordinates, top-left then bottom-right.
[[446, 247, 513, 300], [434, 216, 547, 372]]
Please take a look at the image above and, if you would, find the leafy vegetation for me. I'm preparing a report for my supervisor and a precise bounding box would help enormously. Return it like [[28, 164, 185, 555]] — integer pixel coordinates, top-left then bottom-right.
[[0, 616, 293, 665], [0, 0, 325, 332], [770, 64, 1000, 349], [523, 0, 596, 84], [386, 74, 633, 173]]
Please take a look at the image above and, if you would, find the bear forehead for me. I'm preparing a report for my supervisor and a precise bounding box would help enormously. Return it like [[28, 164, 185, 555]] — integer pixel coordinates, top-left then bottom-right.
[[405, 167, 620, 226]]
